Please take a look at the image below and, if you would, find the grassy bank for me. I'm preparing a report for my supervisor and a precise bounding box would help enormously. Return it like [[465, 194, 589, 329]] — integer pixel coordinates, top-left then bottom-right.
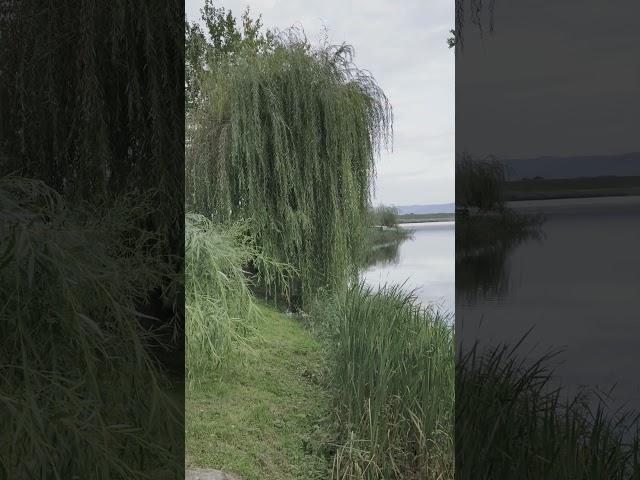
[[186, 214, 454, 478], [185, 216, 327, 479], [397, 212, 455, 223], [185, 213, 293, 385], [186, 304, 331, 479], [367, 226, 413, 246]]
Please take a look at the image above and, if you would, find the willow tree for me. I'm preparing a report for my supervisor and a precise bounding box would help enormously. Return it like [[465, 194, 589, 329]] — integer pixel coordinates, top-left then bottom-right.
[[187, 34, 392, 304], [455, 154, 506, 212], [1, 1, 184, 260]]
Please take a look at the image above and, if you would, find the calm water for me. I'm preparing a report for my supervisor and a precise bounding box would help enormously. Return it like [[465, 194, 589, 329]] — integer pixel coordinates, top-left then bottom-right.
[[458, 195, 640, 410], [361, 221, 455, 316]]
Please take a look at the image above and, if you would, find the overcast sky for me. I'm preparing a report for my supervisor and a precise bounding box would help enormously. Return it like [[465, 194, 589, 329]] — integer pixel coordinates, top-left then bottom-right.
[[457, 0, 640, 161], [186, 0, 454, 206]]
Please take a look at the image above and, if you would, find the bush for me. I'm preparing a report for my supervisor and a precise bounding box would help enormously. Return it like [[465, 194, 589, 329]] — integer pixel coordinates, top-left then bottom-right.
[[372, 205, 400, 228]]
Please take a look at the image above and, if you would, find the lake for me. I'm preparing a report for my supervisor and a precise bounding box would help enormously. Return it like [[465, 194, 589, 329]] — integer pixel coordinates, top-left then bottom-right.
[[361, 221, 455, 317], [458, 195, 640, 412]]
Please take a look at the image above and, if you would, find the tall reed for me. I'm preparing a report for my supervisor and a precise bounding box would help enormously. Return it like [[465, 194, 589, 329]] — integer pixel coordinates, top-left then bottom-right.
[[323, 284, 454, 479], [457, 339, 640, 479]]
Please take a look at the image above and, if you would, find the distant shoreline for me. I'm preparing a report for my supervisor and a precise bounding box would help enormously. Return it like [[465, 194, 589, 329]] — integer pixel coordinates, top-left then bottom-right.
[[397, 213, 455, 224], [504, 175, 640, 202], [398, 218, 455, 225], [505, 191, 640, 202]]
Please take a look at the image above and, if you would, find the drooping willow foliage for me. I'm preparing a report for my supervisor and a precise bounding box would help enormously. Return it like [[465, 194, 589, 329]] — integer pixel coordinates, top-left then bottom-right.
[[0, 0, 185, 354], [187, 33, 392, 304], [455, 154, 506, 211], [185, 214, 294, 385], [0, 1, 184, 262], [454, 0, 496, 50]]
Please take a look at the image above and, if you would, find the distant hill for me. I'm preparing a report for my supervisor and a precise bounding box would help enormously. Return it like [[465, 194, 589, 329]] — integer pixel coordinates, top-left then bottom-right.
[[393, 203, 455, 215], [502, 152, 640, 180]]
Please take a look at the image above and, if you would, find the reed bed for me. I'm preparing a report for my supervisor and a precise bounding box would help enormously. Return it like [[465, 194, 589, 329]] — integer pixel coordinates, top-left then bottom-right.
[[320, 284, 454, 479], [457, 340, 640, 479]]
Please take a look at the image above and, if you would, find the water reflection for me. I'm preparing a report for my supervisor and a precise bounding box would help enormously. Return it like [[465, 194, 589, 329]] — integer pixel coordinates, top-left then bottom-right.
[[456, 246, 513, 303], [361, 240, 402, 268], [457, 196, 640, 413], [455, 212, 544, 303], [360, 222, 455, 315]]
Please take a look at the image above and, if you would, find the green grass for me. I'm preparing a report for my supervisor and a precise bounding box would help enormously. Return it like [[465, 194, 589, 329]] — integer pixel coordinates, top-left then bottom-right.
[[185, 213, 293, 386], [186, 305, 331, 480], [0, 176, 181, 479], [186, 282, 456, 480], [185, 215, 261, 383], [185, 207, 454, 479], [185, 214, 329, 478]]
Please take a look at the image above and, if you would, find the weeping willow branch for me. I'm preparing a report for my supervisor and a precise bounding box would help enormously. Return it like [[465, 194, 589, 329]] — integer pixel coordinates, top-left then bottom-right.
[[187, 34, 392, 304], [454, 0, 496, 50], [0, 0, 184, 263]]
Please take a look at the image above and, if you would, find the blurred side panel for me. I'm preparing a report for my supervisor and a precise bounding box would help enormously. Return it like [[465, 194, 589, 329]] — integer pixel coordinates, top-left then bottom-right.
[[455, 1, 640, 478], [0, 1, 184, 478]]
